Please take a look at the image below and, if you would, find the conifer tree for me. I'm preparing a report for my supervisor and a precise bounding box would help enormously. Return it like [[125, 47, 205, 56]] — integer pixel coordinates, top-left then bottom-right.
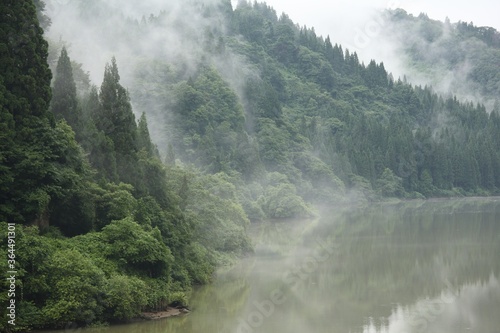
[[137, 112, 157, 157], [0, 0, 53, 223], [81, 86, 119, 181], [33, 0, 51, 31], [1, 0, 52, 120], [97, 57, 138, 184], [0, 0, 92, 230], [98, 57, 138, 155], [51, 47, 82, 137]]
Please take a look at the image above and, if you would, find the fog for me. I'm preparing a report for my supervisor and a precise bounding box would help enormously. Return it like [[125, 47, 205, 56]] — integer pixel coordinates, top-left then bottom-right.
[[254, 0, 500, 59], [44, 0, 258, 152], [363, 275, 500, 333], [44, 0, 499, 146], [45, 0, 236, 84], [253, 0, 500, 109], [35, 198, 500, 333], [26, 3, 500, 332]]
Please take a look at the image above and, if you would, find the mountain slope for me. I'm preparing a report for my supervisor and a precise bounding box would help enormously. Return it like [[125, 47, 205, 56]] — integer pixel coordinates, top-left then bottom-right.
[[2, 1, 500, 330], [125, 1, 500, 200], [41, 0, 500, 203], [382, 9, 500, 110]]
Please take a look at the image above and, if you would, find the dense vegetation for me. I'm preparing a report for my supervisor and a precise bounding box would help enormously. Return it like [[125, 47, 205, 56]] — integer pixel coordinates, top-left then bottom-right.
[[130, 0, 500, 202], [1, 0, 500, 331], [383, 9, 500, 109], [0, 1, 250, 331]]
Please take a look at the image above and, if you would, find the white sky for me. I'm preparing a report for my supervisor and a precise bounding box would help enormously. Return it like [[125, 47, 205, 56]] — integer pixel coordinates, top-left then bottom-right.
[[232, 1, 500, 50], [231, 0, 500, 75], [245, 0, 500, 34]]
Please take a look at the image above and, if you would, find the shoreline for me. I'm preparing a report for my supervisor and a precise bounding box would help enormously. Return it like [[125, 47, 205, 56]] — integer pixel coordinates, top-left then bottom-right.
[[140, 307, 190, 320]]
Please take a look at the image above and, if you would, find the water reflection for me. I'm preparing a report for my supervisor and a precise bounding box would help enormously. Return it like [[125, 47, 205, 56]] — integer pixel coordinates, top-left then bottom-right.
[[42, 198, 500, 333], [363, 274, 500, 333]]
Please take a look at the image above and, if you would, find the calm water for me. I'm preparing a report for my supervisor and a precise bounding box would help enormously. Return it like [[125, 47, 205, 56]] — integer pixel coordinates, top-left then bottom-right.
[[48, 198, 500, 333]]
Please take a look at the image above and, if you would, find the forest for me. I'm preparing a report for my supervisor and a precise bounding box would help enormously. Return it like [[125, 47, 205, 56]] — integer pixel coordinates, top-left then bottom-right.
[[1, 0, 500, 331]]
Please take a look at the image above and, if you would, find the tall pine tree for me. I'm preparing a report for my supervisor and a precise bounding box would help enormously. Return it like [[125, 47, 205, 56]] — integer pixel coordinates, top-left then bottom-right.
[[96, 57, 139, 186], [0, 0, 93, 231], [51, 47, 82, 137], [1, 0, 53, 223], [98, 57, 138, 156]]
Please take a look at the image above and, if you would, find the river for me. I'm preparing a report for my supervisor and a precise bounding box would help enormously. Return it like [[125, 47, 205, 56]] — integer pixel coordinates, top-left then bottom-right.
[[44, 198, 500, 333]]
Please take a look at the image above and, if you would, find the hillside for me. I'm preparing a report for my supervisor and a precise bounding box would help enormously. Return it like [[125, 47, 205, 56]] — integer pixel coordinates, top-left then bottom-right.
[[382, 9, 500, 111], [1, 0, 500, 331], [124, 1, 500, 201]]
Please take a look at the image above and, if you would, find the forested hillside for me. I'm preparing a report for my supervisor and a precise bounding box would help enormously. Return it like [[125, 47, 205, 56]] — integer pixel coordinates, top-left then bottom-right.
[[382, 9, 500, 111], [127, 0, 500, 201], [1, 1, 250, 331], [2, 0, 500, 331]]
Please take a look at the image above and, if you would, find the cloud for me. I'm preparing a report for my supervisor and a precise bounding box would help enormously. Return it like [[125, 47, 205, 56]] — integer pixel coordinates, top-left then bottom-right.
[[248, 0, 499, 79], [44, 0, 258, 152]]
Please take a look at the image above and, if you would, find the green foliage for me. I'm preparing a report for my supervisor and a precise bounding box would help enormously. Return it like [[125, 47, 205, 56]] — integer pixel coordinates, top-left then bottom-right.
[[34, 0, 51, 31], [5, 1, 500, 331], [51, 47, 82, 136], [101, 217, 174, 277], [257, 118, 290, 168], [1, 3, 257, 330], [104, 275, 147, 321], [0, 0, 52, 120], [375, 168, 405, 197], [182, 172, 252, 254], [42, 249, 106, 328], [98, 57, 138, 157], [385, 10, 500, 103], [0, 0, 55, 225], [261, 182, 312, 218], [93, 182, 137, 229], [172, 67, 254, 175], [137, 112, 158, 157]]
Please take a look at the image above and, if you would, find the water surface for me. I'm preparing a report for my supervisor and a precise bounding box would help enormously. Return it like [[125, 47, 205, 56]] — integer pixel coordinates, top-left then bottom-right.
[[48, 198, 500, 333]]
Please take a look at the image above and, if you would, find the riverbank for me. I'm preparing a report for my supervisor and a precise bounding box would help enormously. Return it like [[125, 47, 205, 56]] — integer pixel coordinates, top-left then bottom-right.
[[140, 307, 190, 320]]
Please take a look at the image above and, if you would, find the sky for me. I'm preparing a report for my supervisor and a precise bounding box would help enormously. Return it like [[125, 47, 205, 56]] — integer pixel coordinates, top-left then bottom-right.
[[230, 0, 499, 81], [236, 0, 500, 57], [250, 0, 500, 33]]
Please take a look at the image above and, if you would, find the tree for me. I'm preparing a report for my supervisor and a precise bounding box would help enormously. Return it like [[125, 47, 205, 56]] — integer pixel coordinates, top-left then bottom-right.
[[81, 86, 119, 181], [97, 57, 138, 156], [0, 0, 91, 228], [376, 168, 405, 197], [137, 112, 157, 156], [165, 143, 176, 165], [260, 182, 312, 218], [50, 47, 82, 137], [97, 57, 138, 184], [43, 249, 106, 328], [0, 0, 52, 120], [104, 275, 147, 321], [33, 0, 51, 31], [101, 217, 174, 277]]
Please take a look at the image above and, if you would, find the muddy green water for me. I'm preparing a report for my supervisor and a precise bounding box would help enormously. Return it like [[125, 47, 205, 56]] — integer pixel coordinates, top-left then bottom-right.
[[46, 198, 500, 333]]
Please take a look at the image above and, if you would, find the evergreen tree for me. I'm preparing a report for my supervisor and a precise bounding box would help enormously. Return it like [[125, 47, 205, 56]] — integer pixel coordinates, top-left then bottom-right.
[[81, 86, 119, 181], [33, 0, 51, 31], [165, 143, 176, 165], [0, 0, 53, 224], [0, 0, 52, 120], [98, 57, 138, 155], [97, 57, 138, 184], [137, 112, 158, 157], [50, 47, 82, 137]]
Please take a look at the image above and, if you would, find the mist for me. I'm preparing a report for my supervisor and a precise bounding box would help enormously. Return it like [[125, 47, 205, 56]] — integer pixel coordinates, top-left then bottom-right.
[[256, 0, 500, 110], [44, 0, 499, 152], [44, 0, 257, 152], [41, 0, 500, 203], [45, 0, 230, 83]]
